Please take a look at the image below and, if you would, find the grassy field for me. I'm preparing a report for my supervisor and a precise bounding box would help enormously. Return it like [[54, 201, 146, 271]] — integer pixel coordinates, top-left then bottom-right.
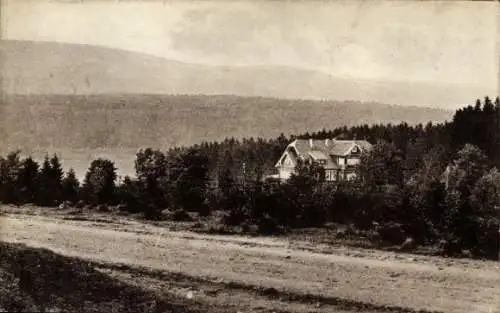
[[0, 242, 210, 313]]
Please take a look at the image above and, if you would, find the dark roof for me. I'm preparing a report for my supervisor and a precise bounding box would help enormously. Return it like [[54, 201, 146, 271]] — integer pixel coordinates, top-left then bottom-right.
[[293, 139, 372, 157]]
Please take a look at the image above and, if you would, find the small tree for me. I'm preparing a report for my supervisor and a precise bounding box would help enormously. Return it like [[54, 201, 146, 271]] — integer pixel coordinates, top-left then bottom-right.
[[61, 168, 80, 204], [135, 148, 167, 181], [49, 154, 64, 201], [0, 151, 23, 204], [468, 168, 500, 259], [36, 155, 64, 206], [286, 159, 326, 227], [18, 156, 39, 204], [134, 148, 168, 218], [36, 156, 52, 206], [446, 144, 489, 196], [168, 148, 210, 215], [357, 141, 405, 191], [82, 158, 117, 205], [405, 146, 449, 242], [116, 176, 141, 212], [443, 144, 491, 255], [217, 167, 236, 211]]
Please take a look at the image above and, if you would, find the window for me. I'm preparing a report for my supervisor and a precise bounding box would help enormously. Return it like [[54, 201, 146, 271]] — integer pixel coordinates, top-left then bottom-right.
[[325, 170, 334, 181]]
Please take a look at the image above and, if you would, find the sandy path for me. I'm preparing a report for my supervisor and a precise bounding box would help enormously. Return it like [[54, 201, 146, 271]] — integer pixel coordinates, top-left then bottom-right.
[[1, 213, 500, 313]]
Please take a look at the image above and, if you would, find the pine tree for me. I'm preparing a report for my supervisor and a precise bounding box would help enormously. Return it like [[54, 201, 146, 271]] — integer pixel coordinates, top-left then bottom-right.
[[0, 151, 23, 204], [36, 156, 52, 206], [18, 156, 39, 204], [483, 96, 494, 113], [61, 168, 80, 204], [49, 154, 64, 202], [35, 154, 64, 206]]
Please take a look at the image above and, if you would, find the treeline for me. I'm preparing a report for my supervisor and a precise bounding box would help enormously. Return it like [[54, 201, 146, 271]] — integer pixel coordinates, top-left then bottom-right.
[[0, 97, 499, 259]]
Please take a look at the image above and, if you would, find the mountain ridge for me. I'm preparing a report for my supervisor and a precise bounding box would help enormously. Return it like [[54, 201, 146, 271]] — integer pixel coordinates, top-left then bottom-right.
[[0, 39, 493, 109]]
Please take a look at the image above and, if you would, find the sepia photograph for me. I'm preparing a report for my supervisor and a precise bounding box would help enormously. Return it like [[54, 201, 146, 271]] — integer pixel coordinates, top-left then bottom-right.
[[0, 0, 500, 312]]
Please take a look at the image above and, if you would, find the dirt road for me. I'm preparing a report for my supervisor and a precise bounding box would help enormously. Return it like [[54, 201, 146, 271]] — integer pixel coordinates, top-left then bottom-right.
[[1, 212, 500, 313]]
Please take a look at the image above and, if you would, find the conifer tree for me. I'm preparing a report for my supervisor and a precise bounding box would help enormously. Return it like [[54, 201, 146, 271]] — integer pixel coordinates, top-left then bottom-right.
[[36, 154, 64, 206], [0, 151, 23, 204], [49, 154, 64, 202], [18, 156, 39, 204], [36, 156, 53, 206], [62, 168, 80, 204]]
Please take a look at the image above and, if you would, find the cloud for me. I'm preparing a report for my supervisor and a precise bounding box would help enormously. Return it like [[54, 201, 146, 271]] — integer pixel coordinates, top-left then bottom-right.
[[3, 0, 498, 89], [169, 5, 280, 63], [165, 0, 497, 88]]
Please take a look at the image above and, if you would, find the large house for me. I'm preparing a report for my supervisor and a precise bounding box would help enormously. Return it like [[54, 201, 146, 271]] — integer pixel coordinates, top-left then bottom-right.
[[270, 138, 372, 182]]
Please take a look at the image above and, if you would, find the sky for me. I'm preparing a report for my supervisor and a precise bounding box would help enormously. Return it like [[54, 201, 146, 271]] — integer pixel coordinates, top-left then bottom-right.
[[2, 0, 499, 94]]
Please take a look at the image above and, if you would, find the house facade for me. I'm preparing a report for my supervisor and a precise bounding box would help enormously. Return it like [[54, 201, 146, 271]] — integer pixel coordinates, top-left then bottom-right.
[[270, 138, 372, 182]]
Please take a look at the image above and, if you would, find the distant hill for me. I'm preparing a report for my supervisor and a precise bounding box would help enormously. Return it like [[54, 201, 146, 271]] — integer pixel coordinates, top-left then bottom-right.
[[1, 94, 452, 151], [0, 40, 493, 109]]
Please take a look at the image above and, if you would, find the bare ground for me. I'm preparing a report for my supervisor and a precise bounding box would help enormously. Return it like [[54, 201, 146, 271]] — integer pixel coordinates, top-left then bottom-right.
[[1, 206, 500, 313]]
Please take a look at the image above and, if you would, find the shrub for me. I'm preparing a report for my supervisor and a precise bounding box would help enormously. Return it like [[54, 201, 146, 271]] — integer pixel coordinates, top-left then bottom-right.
[[375, 222, 406, 245], [257, 215, 282, 235], [171, 210, 193, 222], [97, 204, 110, 212]]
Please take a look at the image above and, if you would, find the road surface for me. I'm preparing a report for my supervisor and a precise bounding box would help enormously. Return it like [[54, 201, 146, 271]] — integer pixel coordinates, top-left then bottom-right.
[[1, 212, 500, 313]]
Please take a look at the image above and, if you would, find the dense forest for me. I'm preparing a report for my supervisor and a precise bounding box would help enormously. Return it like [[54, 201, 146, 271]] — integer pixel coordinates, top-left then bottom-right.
[[2, 94, 451, 150], [1, 96, 499, 259]]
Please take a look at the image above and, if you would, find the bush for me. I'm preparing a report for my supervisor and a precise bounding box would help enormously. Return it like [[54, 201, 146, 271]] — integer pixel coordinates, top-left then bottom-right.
[[170, 210, 193, 222], [438, 238, 462, 257], [257, 215, 283, 235], [142, 205, 165, 220], [471, 219, 499, 260], [335, 224, 359, 239], [75, 200, 85, 209], [223, 206, 250, 226], [203, 219, 234, 235], [97, 204, 110, 212], [375, 222, 406, 245]]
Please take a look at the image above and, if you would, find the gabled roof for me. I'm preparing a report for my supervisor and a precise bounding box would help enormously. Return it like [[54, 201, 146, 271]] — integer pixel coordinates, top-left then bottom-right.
[[328, 141, 356, 156], [275, 138, 372, 169], [293, 138, 372, 157], [354, 140, 372, 152], [307, 150, 328, 160]]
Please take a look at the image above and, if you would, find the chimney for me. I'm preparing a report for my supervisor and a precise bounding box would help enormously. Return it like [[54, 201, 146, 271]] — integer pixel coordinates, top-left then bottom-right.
[[325, 138, 330, 146], [309, 138, 313, 148]]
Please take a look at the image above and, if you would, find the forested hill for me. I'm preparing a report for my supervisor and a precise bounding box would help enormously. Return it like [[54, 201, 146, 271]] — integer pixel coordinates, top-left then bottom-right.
[[1, 94, 452, 150]]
